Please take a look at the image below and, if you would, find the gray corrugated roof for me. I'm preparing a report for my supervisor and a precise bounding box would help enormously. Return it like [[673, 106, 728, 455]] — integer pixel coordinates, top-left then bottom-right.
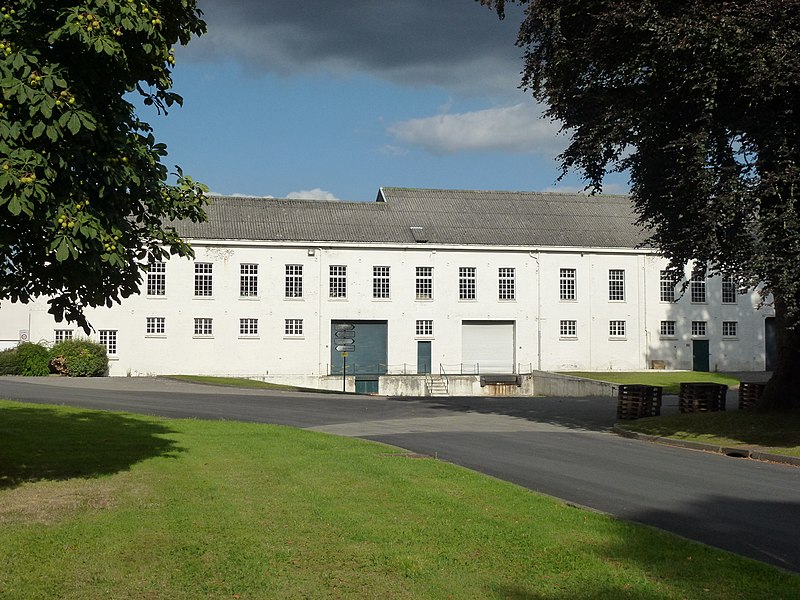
[[175, 187, 647, 248]]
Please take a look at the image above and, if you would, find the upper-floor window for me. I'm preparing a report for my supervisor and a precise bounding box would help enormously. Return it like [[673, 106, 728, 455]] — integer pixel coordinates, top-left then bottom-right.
[[285, 264, 303, 298], [415, 319, 433, 337], [608, 269, 625, 301], [194, 317, 213, 336], [690, 274, 706, 303], [239, 318, 258, 336], [146, 317, 165, 335], [722, 275, 736, 304], [99, 329, 117, 355], [285, 318, 304, 336], [147, 261, 166, 296], [559, 268, 576, 301], [194, 262, 213, 297], [416, 266, 433, 300], [459, 267, 476, 300], [498, 267, 515, 300], [329, 265, 347, 298], [559, 320, 577, 338], [54, 329, 73, 342], [240, 264, 258, 297], [609, 320, 626, 338], [659, 270, 678, 302], [373, 266, 390, 299]]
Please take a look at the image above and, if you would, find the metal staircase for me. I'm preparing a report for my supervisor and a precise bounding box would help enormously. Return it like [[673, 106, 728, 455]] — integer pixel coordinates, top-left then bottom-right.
[[425, 374, 449, 397]]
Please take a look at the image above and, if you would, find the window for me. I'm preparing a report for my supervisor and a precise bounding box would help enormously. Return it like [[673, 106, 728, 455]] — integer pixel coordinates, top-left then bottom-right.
[[609, 320, 626, 337], [659, 270, 678, 302], [194, 262, 213, 296], [690, 274, 706, 303], [559, 320, 577, 338], [146, 317, 165, 335], [329, 265, 347, 298], [660, 320, 676, 337], [459, 267, 476, 300], [498, 267, 516, 300], [416, 319, 433, 337], [147, 261, 166, 296], [691, 321, 707, 337], [239, 318, 258, 336], [285, 318, 303, 336], [285, 264, 303, 298], [722, 275, 736, 304], [99, 330, 117, 355], [54, 329, 73, 342], [416, 266, 433, 300], [559, 268, 576, 301], [609, 269, 625, 301], [194, 318, 213, 336], [722, 321, 738, 337], [373, 266, 390, 299], [240, 264, 258, 297]]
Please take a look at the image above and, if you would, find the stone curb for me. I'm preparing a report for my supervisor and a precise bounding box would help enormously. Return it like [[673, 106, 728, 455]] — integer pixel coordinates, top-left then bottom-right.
[[611, 425, 800, 467]]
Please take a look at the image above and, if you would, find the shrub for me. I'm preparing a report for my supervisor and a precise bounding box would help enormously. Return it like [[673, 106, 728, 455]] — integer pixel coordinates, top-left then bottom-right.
[[0, 347, 18, 375], [15, 342, 51, 376], [49, 338, 108, 377]]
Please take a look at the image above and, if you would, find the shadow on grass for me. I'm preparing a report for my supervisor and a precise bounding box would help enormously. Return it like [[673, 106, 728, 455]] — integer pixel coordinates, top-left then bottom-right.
[[0, 404, 182, 490]]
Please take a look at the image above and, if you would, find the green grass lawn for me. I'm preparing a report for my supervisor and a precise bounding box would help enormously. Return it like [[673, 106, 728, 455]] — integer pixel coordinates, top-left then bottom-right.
[[617, 411, 800, 457], [1, 400, 797, 599], [563, 371, 741, 395]]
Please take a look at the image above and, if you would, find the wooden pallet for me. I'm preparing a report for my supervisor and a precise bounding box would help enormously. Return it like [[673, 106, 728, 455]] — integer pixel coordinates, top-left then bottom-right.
[[617, 384, 663, 420], [738, 381, 766, 410], [678, 382, 728, 413]]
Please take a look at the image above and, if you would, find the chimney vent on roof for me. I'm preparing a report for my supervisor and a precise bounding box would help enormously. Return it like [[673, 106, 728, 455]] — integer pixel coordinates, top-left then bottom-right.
[[410, 226, 428, 243]]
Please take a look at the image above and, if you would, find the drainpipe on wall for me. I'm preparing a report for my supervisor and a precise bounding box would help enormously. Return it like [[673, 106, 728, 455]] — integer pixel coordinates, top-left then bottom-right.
[[529, 251, 542, 371]]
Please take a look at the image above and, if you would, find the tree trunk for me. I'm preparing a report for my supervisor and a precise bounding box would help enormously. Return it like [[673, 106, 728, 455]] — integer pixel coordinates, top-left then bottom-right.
[[759, 295, 800, 410]]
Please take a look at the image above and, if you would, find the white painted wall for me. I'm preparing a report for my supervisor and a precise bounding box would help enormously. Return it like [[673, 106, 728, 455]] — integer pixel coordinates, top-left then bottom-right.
[[0, 240, 773, 378]]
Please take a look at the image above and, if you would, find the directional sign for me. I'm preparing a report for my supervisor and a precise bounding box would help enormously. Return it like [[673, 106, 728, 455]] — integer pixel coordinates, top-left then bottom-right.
[[336, 345, 354, 352], [335, 330, 355, 339], [335, 337, 354, 346], [334, 323, 355, 331]]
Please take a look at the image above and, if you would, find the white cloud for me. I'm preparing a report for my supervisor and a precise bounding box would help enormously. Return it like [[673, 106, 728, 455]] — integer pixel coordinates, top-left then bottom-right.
[[388, 104, 566, 155], [285, 188, 341, 201]]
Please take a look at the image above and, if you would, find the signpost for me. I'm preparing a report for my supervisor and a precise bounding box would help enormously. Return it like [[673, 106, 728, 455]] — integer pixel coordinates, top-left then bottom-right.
[[335, 323, 355, 392]]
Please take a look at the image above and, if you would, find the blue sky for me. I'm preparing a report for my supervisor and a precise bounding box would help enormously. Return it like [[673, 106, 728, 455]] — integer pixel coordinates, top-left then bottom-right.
[[143, 1, 630, 201]]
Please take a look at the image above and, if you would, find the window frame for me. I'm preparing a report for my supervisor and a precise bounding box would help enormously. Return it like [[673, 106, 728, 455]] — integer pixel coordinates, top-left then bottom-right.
[[559, 319, 577, 338], [691, 320, 708, 337], [145, 317, 165, 335], [722, 321, 738, 338], [54, 329, 73, 342], [284, 318, 304, 337], [609, 320, 626, 338], [194, 262, 213, 297], [559, 268, 577, 301], [329, 265, 347, 299], [690, 274, 707, 303], [285, 264, 304, 299], [659, 320, 676, 338], [193, 317, 213, 337], [98, 329, 118, 355], [147, 261, 166, 296], [498, 267, 516, 301], [722, 275, 736, 304], [415, 319, 434, 337], [608, 269, 625, 301], [415, 266, 433, 300], [459, 266, 476, 300], [373, 266, 390, 299], [659, 270, 678, 303], [239, 318, 259, 337], [240, 263, 259, 298]]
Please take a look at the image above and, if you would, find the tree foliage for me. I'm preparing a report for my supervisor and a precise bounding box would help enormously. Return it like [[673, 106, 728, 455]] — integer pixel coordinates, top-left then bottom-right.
[[482, 0, 800, 408], [0, 0, 208, 330]]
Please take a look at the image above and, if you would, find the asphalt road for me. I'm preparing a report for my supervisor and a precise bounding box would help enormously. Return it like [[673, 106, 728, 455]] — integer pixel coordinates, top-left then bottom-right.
[[2, 376, 799, 572]]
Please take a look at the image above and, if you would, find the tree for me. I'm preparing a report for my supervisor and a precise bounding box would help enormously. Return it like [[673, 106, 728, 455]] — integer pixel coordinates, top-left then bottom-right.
[[481, 0, 800, 409], [0, 1, 208, 331]]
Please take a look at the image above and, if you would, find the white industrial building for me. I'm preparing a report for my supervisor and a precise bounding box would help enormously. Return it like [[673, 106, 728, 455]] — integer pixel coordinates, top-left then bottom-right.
[[0, 188, 775, 394]]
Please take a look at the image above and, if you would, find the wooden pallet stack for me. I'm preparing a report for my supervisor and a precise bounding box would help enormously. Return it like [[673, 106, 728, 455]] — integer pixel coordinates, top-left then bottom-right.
[[616, 384, 663, 420], [678, 383, 728, 413], [738, 381, 766, 410]]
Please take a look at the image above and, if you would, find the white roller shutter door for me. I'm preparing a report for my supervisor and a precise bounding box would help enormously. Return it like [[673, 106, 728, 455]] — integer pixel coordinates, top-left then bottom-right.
[[461, 321, 515, 374]]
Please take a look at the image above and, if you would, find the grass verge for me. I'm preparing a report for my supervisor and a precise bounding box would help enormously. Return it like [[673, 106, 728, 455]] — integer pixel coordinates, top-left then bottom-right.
[[1, 400, 798, 599], [165, 374, 349, 394], [617, 411, 800, 457], [563, 371, 741, 394]]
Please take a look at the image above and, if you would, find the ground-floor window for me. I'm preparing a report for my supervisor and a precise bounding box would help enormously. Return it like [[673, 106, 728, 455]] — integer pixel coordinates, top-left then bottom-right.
[[285, 319, 303, 336], [659, 320, 676, 337], [99, 330, 117, 355], [559, 320, 577, 338], [609, 320, 626, 338], [194, 318, 213, 337], [722, 321, 738, 338], [54, 329, 73, 342]]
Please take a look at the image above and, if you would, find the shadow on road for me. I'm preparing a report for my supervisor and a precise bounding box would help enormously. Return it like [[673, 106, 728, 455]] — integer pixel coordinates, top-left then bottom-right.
[[0, 403, 182, 490], [384, 394, 621, 432]]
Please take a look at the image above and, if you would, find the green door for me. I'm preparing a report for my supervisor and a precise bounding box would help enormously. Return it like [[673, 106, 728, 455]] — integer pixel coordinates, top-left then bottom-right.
[[417, 341, 432, 374], [330, 321, 388, 375], [692, 339, 710, 372]]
